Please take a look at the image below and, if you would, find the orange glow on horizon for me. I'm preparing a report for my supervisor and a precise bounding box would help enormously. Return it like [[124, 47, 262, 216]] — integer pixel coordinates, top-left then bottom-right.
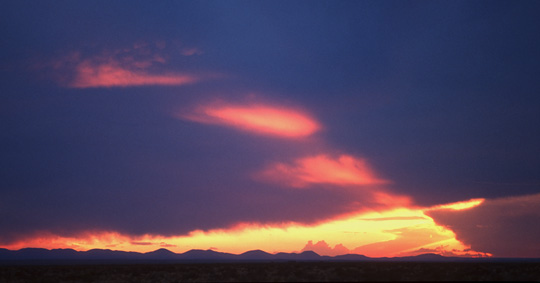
[[182, 102, 320, 138], [1, 198, 490, 258], [258, 154, 389, 187]]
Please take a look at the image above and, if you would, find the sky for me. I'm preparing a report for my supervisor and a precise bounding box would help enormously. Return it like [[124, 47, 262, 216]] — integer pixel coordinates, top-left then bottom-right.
[[1, 0, 540, 258]]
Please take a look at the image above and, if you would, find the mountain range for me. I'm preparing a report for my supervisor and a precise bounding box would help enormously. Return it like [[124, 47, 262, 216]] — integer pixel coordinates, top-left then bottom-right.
[[3, 248, 533, 264]]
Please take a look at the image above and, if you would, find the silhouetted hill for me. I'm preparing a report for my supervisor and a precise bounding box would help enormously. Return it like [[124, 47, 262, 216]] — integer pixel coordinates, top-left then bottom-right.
[[178, 249, 233, 261], [238, 249, 274, 260], [333, 254, 370, 261], [397, 253, 448, 262], [0, 248, 80, 260], [274, 250, 327, 261], [83, 249, 142, 260], [1, 248, 538, 264], [143, 248, 179, 260]]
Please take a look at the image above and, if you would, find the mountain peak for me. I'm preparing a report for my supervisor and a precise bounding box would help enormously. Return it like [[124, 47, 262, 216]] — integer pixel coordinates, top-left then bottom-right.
[[0, 248, 496, 263], [146, 248, 174, 254], [241, 249, 271, 255]]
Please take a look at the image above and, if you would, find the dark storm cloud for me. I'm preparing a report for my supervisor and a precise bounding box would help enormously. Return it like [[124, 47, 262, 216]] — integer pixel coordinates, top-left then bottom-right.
[[427, 193, 540, 257], [1, 0, 540, 247]]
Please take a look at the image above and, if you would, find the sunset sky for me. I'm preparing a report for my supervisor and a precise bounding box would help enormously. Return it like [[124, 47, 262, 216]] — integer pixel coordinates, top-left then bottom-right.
[[2, 1, 540, 258]]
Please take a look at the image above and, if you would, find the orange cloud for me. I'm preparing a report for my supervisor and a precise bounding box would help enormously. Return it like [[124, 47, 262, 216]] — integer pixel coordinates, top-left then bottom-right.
[[160, 242, 177, 248], [50, 43, 203, 88], [70, 60, 197, 88], [425, 198, 485, 211], [358, 216, 427, 221], [258, 154, 388, 188], [130, 241, 153, 246], [182, 102, 320, 138]]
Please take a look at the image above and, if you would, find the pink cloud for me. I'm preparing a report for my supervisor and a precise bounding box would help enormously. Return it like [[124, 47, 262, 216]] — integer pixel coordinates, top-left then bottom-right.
[[257, 154, 389, 188], [181, 102, 320, 138], [181, 47, 203, 56], [50, 43, 203, 88], [70, 60, 197, 88]]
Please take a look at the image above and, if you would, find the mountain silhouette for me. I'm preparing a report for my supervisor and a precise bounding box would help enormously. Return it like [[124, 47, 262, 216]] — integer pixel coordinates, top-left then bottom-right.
[[238, 249, 274, 260], [143, 248, 179, 260], [333, 254, 370, 261], [274, 250, 326, 261], [1, 248, 532, 264], [83, 249, 142, 260]]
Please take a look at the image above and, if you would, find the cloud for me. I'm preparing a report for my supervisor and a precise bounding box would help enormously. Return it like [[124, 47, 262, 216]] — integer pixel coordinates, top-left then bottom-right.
[[300, 236, 489, 258], [130, 241, 153, 246], [358, 216, 427, 221], [160, 242, 177, 248], [301, 240, 350, 256], [397, 246, 491, 258], [350, 226, 452, 257], [181, 101, 320, 138], [257, 154, 389, 188], [425, 198, 485, 211], [180, 47, 203, 56], [427, 193, 540, 258], [0, 196, 490, 257], [70, 61, 197, 88], [49, 43, 202, 88]]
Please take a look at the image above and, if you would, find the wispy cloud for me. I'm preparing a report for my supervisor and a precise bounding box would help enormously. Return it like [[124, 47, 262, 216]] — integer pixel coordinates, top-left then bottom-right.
[[49, 42, 204, 88], [130, 241, 153, 246], [257, 154, 389, 188], [358, 216, 427, 221], [425, 198, 484, 211], [70, 60, 197, 88], [180, 47, 203, 56], [181, 101, 320, 138]]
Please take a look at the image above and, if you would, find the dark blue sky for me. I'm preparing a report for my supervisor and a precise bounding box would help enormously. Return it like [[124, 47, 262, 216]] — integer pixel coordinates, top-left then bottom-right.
[[1, 0, 540, 244]]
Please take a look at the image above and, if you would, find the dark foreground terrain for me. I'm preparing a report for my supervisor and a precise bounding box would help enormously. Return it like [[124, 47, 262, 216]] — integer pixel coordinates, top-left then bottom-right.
[[1, 262, 539, 282]]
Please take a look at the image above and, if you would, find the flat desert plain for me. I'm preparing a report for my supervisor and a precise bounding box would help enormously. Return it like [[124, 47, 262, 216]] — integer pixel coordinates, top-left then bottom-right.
[[1, 261, 540, 282]]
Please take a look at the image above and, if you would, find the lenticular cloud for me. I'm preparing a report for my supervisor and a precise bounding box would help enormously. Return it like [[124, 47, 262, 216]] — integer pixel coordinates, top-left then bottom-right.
[[180, 102, 320, 138], [258, 154, 389, 188]]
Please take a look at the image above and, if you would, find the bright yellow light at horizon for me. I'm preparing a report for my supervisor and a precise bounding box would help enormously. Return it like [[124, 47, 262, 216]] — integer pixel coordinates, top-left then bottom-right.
[[1, 198, 489, 258]]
